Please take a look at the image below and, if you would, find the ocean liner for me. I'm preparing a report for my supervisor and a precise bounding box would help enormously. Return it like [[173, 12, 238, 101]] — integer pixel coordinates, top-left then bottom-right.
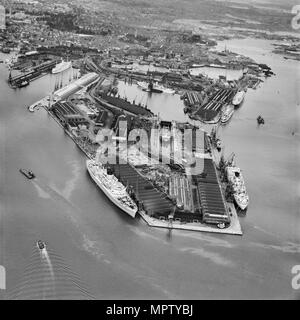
[[86, 159, 138, 218]]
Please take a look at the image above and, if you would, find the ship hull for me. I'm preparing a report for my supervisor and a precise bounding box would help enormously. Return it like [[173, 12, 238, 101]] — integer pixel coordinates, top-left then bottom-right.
[[221, 105, 234, 124], [233, 196, 248, 212], [226, 166, 249, 211], [137, 81, 173, 94], [232, 91, 245, 107], [52, 62, 72, 74], [221, 111, 234, 123], [87, 162, 137, 218]]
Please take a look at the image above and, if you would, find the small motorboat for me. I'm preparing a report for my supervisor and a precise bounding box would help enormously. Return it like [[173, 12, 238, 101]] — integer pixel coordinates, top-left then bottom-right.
[[19, 169, 35, 179], [36, 240, 46, 250], [257, 115, 265, 125], [216, 139, 222, 151]]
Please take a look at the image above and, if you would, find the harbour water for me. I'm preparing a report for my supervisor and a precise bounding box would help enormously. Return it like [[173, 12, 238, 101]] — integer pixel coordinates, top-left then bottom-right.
[[0, 38, 299, 299]]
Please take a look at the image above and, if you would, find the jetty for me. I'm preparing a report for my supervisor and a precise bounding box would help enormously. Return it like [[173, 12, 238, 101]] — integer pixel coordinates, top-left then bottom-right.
[[8, 60, 59, 88]]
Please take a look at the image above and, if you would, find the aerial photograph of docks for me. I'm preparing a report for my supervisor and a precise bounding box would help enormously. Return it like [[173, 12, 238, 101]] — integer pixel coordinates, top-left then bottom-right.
[[0, 0, 299, 303]]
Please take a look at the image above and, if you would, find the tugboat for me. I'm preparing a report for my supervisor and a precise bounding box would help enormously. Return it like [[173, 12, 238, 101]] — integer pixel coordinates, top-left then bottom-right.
[[257, 115, 265, 125], [19, 169, 35, 179], [18, 80, 30, 88], [36, 240, 46, 250], [216, 139, 222, 152]]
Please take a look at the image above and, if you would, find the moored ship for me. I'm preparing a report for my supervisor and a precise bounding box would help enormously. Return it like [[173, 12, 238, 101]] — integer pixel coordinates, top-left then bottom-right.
[[52, 60, 72, 74], [232, 90, 246, 107], [221, 104, 234, 124], [226, 166, 249, 212], [18, 80, 30, 88], [137, 81, 175, 94], [86, 159, 138, 218]]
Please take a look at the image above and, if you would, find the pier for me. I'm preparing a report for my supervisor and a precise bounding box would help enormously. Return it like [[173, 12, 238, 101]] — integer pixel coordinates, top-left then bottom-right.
[[8, 60, 59, 88]]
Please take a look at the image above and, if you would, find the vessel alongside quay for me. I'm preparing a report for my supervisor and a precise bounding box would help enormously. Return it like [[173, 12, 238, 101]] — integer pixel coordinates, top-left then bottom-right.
[[232, 90, 246, 107], [86, 159, 138, 218], [137, 81, 175, 94], [52, 60, 72, 74], [226, 165, 249, 212], [221, 104, 235, 124]]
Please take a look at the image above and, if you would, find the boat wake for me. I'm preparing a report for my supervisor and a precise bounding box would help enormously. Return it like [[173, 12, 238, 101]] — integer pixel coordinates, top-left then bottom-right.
[[8, 245, 95, 300], [40, 248, 56, 299], [32, 178, 80, 214]]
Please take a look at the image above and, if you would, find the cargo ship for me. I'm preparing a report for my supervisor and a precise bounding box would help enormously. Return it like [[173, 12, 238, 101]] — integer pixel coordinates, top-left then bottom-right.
[[86, 159, 138, 218], [232, 90, 246, 107], [226, 166, 249, 212], [52, 60, 72, 74], [137, 81, 175, 94]]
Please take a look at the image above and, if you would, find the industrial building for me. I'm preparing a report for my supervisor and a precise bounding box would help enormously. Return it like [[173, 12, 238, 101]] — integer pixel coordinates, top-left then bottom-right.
[[53, 73, 99, 101]]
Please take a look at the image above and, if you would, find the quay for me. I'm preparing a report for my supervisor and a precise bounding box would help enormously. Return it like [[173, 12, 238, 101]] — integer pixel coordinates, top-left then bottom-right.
[[139, 202, 242, 236], [27, 73, 243, 236], [8, 60, 59, 88]]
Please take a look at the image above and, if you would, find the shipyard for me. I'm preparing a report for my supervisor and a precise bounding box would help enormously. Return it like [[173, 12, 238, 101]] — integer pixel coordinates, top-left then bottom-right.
[[18, 26, 277, 235], [0, 0, 294, 237], [0, 0, 299, 302], [26, 65, 250, 235]]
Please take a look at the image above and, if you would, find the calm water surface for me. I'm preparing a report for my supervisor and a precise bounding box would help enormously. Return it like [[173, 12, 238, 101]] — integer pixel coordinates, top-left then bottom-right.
[[0, 38, 299, 299]]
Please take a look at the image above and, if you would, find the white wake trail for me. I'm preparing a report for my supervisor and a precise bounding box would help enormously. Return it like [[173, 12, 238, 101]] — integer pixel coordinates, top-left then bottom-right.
[[41, 248, 56, 299]]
